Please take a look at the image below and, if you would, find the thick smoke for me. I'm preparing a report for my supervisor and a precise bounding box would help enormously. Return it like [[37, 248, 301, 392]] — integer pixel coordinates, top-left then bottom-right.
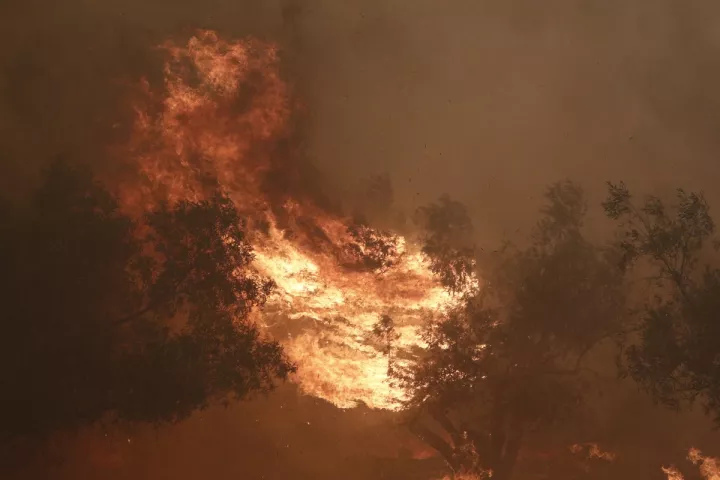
[[6, 0, 720, 234], [3, 1, 720, 479], [291, 0, 720, 242]]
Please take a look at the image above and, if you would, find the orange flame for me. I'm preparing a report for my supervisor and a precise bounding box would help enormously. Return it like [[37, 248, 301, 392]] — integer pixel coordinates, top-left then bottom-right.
[[116, 30, 479, 411], [688, 448, 720, 480], [662, 448, 720, 480], [569, 443, 616, 462]]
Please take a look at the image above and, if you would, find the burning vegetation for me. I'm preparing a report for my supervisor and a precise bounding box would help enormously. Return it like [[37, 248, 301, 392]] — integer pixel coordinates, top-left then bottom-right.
[[113, 29, 480, 411], [663, 448, 720, 480], [3, 27, 720, 480]]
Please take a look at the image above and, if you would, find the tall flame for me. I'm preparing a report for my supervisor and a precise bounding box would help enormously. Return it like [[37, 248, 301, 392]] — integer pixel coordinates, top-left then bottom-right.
[[116, 30, 478, 411]]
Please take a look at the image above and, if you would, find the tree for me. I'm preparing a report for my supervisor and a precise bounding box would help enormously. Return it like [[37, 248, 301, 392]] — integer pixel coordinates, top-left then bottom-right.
[[603, 181, 720, 423], [414, 194, 476, 294], [388, 182, 626, 479], [0, 160, 294, 464]]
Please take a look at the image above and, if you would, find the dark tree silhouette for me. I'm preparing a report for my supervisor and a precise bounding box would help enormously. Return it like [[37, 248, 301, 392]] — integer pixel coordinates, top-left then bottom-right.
[[603, 181, 720, 423], [414, 194, 476, 294], [388, 182, 626, 479], [0, 160, 294, 464]]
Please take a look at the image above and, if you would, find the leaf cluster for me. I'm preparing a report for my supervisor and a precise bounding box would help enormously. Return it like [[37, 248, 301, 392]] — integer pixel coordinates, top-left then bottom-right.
[[0, 160, 295, 460], [603, 181, 720, 423]]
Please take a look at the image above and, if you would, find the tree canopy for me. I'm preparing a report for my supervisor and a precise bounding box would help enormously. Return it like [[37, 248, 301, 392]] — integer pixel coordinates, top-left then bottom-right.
[[0, 160, 294, 463], [414, 194, 477, 294], [388, 182, 627, 479], [603, 182, 720, 423], [388, 180, 720, 479], [5, 159, 720, 477]]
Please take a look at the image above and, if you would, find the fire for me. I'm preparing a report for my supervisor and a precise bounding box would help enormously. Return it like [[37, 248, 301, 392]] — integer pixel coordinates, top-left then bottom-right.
[[256, 229, 467, 409], [663, 466, 685, 480], [662, 449, 720, 480], [569, 443, 616, 462], [116, 30, 478, 411], [689, 448, 720, 480]]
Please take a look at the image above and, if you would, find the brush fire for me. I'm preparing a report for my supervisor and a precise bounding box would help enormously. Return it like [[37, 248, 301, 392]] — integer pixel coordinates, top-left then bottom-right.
[[93, 28, 718, 479], [114, 29, 478, 411], [663, 449, 720, 480]]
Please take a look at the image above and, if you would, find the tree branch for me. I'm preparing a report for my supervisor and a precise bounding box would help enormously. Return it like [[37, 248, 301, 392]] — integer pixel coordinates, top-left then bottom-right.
[[113, 303, 157, 327], [408, 416, 460, 471], [427, 404, 464, 448], [495, 426, 523, 480]]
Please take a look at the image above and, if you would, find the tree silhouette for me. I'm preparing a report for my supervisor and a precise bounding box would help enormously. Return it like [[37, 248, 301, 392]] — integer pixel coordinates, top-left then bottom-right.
[[414, 194, 476, 295], [0, 160, 294, 465], [388, 182, 626, 479], [603, 181, 720, 424]]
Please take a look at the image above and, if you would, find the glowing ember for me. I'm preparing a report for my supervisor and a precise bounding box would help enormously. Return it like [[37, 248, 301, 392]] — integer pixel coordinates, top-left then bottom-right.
[[116, 30, 478, 411]]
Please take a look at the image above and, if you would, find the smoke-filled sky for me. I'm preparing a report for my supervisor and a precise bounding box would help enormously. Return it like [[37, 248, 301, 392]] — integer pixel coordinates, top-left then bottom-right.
[[3, 1, 720, 479], [4, 0, 720, 220], [295, 0, 720, 241]]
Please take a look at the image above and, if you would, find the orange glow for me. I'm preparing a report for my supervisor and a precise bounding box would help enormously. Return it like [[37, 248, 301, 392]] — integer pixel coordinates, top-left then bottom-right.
[[116, 30, 479, 411], [662, 466, 684, 480], [688, 448, 720, 480], [569, 443, 616, 462], [662, 449, 720, 480]]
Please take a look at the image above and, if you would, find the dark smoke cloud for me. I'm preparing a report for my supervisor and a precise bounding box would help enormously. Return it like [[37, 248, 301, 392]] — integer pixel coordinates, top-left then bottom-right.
[[4, 1, 720, 478]]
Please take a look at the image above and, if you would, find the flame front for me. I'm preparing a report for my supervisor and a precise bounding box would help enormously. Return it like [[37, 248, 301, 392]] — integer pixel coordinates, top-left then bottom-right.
[[116, 30, 478, 411]]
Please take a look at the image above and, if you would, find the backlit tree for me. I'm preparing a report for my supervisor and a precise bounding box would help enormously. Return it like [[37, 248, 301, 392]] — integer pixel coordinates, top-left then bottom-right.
[[0, 160, 295, 466], [387, 182, 626, 479]]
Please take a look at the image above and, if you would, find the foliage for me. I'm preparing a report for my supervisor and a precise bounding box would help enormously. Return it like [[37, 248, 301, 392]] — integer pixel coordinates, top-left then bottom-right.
[[343, 223, 402, 273], [603, 182, 720, 423], [0, 160, 294, 459], [415, 195, 476, 294], [388, 182, 626, 479]]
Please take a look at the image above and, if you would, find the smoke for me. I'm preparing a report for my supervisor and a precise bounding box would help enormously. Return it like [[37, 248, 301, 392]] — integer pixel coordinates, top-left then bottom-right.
[[288, 0, 720, 243], [0, 0, 285, 193], [4, 1, 720, 479], [4, 0, 720, 217]]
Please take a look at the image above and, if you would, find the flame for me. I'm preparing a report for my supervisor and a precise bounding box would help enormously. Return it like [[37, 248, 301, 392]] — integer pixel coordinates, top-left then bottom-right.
[[569, 443, 616, 462], [688, 448, 720, 480], [116, 30, 479, 411], [662, 448, 720, 480], [663, 466, 685, 480]]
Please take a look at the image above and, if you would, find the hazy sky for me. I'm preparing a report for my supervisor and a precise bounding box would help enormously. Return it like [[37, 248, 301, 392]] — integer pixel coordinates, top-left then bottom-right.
[[4, 0, 720, 238], [292, 0, 720, 241], [3, 1, 720, 478]]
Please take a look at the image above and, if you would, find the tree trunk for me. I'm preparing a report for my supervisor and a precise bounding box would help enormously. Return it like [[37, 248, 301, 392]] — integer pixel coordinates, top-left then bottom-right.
[[491, 429, 522, 480], [408, 401, 525, 480], [408, 417, 462, 472], [428, 404, 464, 447], [486, 411, 524, 480]]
